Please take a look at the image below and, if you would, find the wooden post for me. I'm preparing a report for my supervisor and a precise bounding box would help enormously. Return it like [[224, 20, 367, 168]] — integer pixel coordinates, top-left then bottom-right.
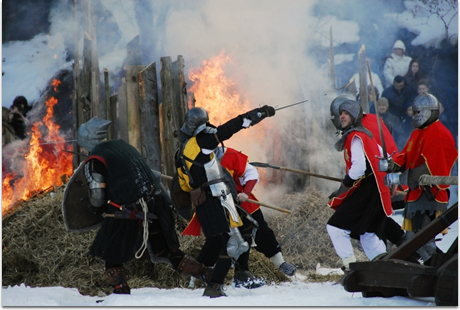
[[139, 62, 162, 171], [109, 94, 117, 140], [125, 35, 142, 66], [358, 44, 369, 113], [72, 0, 82, 168], [160, 57, 182, 178], [104, 68, 111, 138], [117, 78, 128, 142], [175, 55, 189, 121], [329, 26, 336, 90], [126, 66, 145, 153]]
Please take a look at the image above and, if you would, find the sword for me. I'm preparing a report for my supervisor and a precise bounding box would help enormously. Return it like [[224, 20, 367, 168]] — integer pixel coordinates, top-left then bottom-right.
[[256, 99, 308, 118], [275, 99, 309, 111]]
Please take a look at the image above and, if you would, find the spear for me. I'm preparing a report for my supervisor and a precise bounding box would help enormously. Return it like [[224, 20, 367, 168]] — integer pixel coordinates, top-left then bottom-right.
[[247, 199, 291, 214], [250, 162, 342, 182], [156, 172, 291, 214]]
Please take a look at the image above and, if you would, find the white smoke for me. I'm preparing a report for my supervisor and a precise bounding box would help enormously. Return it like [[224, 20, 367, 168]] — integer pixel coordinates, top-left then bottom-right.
[[2, 0, 456, 200]]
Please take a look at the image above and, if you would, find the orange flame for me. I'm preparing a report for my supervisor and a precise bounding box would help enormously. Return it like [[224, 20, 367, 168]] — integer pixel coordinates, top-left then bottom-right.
[[51, 79, 61, 92], [188, 50, 252, 125], [2, 92, 73, 216]]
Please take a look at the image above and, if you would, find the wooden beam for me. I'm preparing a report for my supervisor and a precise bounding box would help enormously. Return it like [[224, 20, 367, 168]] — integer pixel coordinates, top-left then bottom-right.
[[358, 44, 369, 113], [117, 77, 128, 142], [126, 65, 145, 152], [160, 56, 182, 178], [139, 62, 162, 171]]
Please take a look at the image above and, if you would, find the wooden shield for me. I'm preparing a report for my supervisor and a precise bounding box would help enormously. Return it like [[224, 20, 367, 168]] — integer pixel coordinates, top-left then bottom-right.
[[62, 162, 104, 232]]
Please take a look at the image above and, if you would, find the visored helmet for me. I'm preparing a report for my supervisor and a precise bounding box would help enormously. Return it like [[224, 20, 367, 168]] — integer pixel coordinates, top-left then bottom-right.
[[77, 116, 112, 152], [338, 100, 363, 130], [411, 93, 439, 128], [181, 107, 209, 136], [330, 94, 355, 130]]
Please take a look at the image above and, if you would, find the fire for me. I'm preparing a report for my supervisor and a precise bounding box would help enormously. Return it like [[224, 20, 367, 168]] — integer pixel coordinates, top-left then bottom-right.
[[51, 79, 61, 92], [188, 50, 252, 125], [2, 92, 74, 216], [187, 50, 278, 186]]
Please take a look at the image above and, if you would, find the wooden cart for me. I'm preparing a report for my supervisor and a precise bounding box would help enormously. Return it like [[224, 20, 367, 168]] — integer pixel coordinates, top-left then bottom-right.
[[341, 175, 458, 306]]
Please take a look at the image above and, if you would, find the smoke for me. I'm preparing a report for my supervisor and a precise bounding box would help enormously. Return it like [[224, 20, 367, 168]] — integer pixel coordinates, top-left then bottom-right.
[[2, 0, 457, 203]]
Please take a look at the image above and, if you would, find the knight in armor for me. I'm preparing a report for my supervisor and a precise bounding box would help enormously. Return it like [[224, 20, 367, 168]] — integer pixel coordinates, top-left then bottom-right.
[[380, 93, 457, 263], [327, 100, 392, 271], [213, 146, 296, 277], [175, 105, 275, 297], [76, 117, 211, 295], [330, 95, 407, 249]]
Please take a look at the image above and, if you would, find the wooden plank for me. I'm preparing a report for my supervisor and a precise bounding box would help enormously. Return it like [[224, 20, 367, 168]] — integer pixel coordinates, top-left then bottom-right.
[[139, 62, 162, 171], [125, 35, 142, 66], [117, 77, 128, 142], [109, 94, 117, 140], [126, 65, 145, 152], [329, 26, 336, 89], [383, 203, 458, 260], [104, 68, 111, 140], [160, 57, 182, 178], [176, 55, 189, 122], [72, 0, 82, 168]]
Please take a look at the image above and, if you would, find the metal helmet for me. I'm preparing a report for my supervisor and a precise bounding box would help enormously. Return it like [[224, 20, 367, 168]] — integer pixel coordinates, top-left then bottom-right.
[[338, 100, 363, 129], [181, 107, 209, 136], [411, 93, 439, 128], [77, 116, 112, 152], [330, 94, 355, 130]]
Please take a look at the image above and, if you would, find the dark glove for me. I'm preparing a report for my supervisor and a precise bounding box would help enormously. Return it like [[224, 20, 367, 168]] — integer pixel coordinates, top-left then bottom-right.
[[328, 185, 348, 199], [246, 105, 276, 126]]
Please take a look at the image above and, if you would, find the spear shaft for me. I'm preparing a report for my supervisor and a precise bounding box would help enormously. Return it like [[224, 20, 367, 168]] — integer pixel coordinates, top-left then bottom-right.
[[250, 162, 342, 182]]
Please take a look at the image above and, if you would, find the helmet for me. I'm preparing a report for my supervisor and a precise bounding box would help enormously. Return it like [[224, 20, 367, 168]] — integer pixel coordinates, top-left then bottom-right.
[[330, 94, 355, 130], [339, 100, 363, 130], [77, 117, 112, 152], [411, 93, 439, 128], [181, 107, 209, 136]]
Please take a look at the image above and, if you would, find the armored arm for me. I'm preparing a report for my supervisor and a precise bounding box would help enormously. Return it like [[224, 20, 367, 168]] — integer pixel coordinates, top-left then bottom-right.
[[84, 159, 107, 208]]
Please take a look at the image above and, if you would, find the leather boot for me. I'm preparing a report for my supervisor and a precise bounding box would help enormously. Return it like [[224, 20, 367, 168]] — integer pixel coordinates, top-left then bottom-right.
[[203, 282, 227, 298], [177, 255, 212, 283], [233, 269, 265, 289], [106, 267, 131, 294]]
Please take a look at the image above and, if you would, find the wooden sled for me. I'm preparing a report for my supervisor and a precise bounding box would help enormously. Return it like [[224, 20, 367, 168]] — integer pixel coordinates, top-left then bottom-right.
[[341, 202, 458, 306]]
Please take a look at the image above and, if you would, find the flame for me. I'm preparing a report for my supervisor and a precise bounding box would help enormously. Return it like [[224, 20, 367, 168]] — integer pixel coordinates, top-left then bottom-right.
[[2, 91, 74, 216], [188, 50, 252, 125], [187, 50, 278, 187], [51, 79, 61, 92]]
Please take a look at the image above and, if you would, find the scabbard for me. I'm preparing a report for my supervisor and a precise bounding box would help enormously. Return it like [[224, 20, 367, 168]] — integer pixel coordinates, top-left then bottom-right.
[[103, 210, 157, 222]]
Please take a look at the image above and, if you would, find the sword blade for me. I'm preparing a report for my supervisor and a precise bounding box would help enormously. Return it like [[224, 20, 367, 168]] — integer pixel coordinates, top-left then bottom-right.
[[275, 99, 308, 111]]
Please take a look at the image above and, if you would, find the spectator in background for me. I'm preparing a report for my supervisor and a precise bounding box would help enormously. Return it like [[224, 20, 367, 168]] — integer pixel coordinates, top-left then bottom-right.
[[9, 96, 30, 139], [2, 107, 18, 146], [376, 98, 405, 151], [401, 105, 415, 141], [403, 59, 426, 101], [383, 40, 412, 88], [381, 75, 415, 121], [417, 79, 431, 95], [367, 85, 379, 114]]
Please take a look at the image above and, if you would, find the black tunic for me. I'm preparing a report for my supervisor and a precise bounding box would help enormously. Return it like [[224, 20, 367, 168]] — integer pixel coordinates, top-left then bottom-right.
[[87, 140, 180, 264], [175, 114, 248, 236]]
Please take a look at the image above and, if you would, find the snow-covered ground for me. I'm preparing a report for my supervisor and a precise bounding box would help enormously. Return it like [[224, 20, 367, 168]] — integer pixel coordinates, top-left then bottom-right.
[[2, 209, 457, 307]]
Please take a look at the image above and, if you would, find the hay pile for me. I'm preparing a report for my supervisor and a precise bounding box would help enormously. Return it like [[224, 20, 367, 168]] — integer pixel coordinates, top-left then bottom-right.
[[2, 184, 366, 296]]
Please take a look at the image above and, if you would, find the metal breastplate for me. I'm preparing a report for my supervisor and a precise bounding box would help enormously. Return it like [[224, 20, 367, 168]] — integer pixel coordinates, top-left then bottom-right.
[[204, 156, 229, 197]]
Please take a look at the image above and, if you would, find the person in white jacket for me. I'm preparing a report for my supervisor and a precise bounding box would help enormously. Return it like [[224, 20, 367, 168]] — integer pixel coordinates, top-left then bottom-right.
[[383, 40, 412, 88]]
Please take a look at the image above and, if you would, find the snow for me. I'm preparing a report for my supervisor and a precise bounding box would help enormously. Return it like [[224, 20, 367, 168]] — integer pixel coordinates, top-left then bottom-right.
[[1, 0, 458, 307], [2, 210, 456, 307]]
